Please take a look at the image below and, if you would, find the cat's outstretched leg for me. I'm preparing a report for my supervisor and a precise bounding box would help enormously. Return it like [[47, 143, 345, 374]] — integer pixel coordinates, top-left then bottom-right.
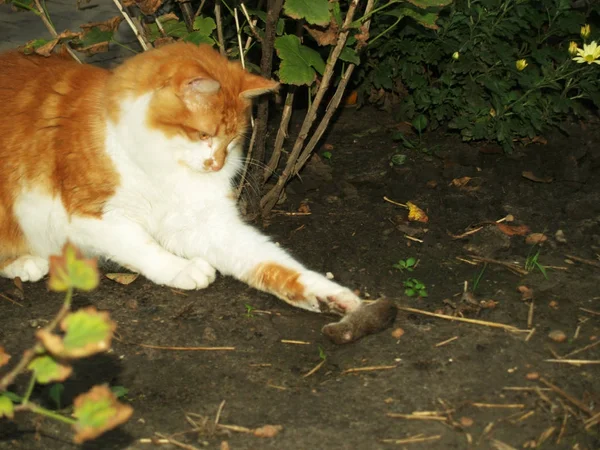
[[0, 255, 49, 282], [71, 218, 216, 290]]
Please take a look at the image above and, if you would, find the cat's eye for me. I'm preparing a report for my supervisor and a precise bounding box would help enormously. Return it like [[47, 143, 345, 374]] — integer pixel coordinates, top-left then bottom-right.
[[198, 132, 211, 141]]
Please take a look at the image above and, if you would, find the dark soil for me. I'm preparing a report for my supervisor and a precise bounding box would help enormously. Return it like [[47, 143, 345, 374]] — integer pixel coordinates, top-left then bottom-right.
[[1, 107, 599, 450]]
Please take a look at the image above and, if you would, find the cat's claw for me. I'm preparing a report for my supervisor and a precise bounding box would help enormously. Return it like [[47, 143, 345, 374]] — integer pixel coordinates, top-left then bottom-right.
[[0, 255, 49, 282], [169, 257, 216, 290], [298, 271, 361, 315]]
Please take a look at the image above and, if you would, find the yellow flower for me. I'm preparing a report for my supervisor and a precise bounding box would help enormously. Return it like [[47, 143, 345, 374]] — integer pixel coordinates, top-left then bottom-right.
[[452, 51, 460, 60], [573, 41, 600, 64], [581, 24, 591, 40], [515, 59, 528, 71], [568, 41, 578, 56]]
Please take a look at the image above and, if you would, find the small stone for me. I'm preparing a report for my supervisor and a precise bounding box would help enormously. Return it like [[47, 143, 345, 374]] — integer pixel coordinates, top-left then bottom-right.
[[555, 229, 567, 243], [548, 330, 567, 343], [525, 372, 539, 380], [460, 417, 474, 427], [384, 397, 394, 404], [202, 327, 217, 342], [525, 233, 547, 245], [549, 300, 559, 309], [391, 328, 405, 339], [125, 298, 138, 310]]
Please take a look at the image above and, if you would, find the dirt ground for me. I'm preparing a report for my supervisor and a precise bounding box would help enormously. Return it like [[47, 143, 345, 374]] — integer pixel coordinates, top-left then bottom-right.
[[1, 106, 599, 450]]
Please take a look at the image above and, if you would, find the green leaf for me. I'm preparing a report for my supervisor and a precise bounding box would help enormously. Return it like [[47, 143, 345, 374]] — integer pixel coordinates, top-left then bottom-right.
[[28, 356, 72, 384], [284, 0, 330, 26], [192, 16, 216, 35], [111, 386, 129, 399], [391, 154, 407, 166], [385, 7, 441, 29], [62, 309, 114, 355], [412, 114, 428, 132], [184, 32, 215, 46], [405, 0, 453, 7], [0, 395, 14, 419], [2, 391, 22, 403], [322, 151, 332, 160], [81, 27, 113, 47], [48, 242, 99, 292], [49, 383, 65, 409], [405, 288, 416, 297], [73, 385, 133, 443], [274, 35, 326, 85], [339, 47, 360, 65], [406, 257, 416, 266]]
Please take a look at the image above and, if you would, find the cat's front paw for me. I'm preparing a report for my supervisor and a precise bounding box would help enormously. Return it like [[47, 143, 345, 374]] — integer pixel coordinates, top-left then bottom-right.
[[299, 271, 361, 315], [0, 255, 49, 282], [169, 257, 217, 290]]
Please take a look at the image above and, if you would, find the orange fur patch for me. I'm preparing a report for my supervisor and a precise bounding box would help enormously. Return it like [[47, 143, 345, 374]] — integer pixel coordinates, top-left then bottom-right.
[[251, 263, 305, 302], [0, 51, 119, 260]]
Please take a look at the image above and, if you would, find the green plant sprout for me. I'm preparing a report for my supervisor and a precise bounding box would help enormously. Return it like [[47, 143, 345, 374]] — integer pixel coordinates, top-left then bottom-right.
[[472, 263, 487, 293], [393, 257, 417, 272], [0, 242, 132, 443], [404, 278, 428, 297], [525, 248, 548, 279], [244, 303, 256, 318]]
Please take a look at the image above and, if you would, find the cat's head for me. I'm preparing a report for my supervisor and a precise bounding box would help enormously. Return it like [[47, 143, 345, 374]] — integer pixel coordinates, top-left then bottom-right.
[[107, 43, 278, 174]]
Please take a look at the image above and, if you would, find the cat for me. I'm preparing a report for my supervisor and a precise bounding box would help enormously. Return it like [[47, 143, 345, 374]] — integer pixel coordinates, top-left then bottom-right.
[[0, 42, 362, 316]]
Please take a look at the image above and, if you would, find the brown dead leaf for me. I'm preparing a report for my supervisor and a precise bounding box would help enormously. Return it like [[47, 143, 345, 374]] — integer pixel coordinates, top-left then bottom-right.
[[322, 143, 334, 151], [480, 299, 498, 309], [73, 385, 133, 443], [355, 24, 370, 50], [548, 330, 567, 343], [522, 171, 553, 183], [13, 277, 23, 292], [253, 424, 283, 438], [35, 39, 60, 57], [406, 201, 428, 223], [105, 273, 139, 285], [391, 328, 405, 339], [297, 202, 311, 214], [133, 0, 163, 14], [525, 372, 539, 380], [460, 417, 474, 427], [153, 37, 177, 48], [304, 20, 339, 46], [426, 180, 438, 188], [548, 300, 559, 310], [525, 233, 547, 245], [517, 285, 534, 302], [450, 176, 472, 188], [80, 16, 123, 32], [78, 42, 110, 56], [0, 346, 10, 368], [496, 223, 530, 236]]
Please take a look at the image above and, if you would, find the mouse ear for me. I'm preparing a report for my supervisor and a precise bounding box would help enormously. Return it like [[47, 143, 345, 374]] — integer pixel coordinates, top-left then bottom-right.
[[240, 72, 279, 99]]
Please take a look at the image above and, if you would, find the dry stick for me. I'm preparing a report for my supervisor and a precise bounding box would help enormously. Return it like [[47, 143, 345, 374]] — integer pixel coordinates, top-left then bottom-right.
[[539, 377, 593, 415], [303, 359, 326, 378], [240, 3, 262, 42], [131, 343, 235, 351], [386, 413, 447, 421], [0, 292, 23, 307], [397, 306, 526, 333], [557, 411, 568, 444], [527, 299, 534, 329], [155, 16, 167, 37], [544, 359, 600, 365], [193, 0, 207, 18], [155, 432, 200, 450], [214, 0, 226, 56], [468, 255, 528, 275], [383, 196, 407, 208], [584, 411, 600, 430], [579, 307, 600, 316], [260, 0, 366, 214], [33, 0, 82, 63], [565, 254, 600, 269], [280, 339, 311, 345], [564, 340, 600, 358], [176, 0, 195, 30], [264, 90, 295, 182], [381, 435, 442, 445], [341, 365, 397, 375], [472, 403, 525, 409], [113, 0, 150, 51], [435, 336, 459, 347]]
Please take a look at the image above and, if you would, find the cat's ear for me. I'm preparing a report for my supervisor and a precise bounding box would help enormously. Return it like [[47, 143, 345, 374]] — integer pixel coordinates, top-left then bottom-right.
[[183, 77, 221, 95], [240, 73, 279, 99]]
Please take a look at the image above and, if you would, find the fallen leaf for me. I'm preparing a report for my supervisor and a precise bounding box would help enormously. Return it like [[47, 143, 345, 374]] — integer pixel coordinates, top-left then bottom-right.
[[548, 330, 566, 343], [344, 90, 358, 106], [391, 328, 405, 339], [525, 372, 539, 380], [0, 346, 10, 368], [548, 300, 559, 310], [479, 299, 498, 309], [304, 20, 339, 46], [253, 424, 283, 438], [13, 277, 23, 292], [522, 171, 553, 183], [460, 417, 474, 427], [73, 385, 133, 443], [133, 0, 163, 14], [80, 16, 123, 33], [298, 202, 311, 214], [517, 286, 534, 301], [525, 233, 547, 245], [105, 273, 139, 286], [406, 201, 428, 223], [496, 223, 530, 236], [450, 176, 471, 187]]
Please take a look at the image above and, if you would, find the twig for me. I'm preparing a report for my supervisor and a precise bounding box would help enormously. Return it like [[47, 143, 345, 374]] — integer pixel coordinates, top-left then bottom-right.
[[383, 196, 407, 208], [397, 306, 527, 333], [503, 387, 550, 391], [233, 8, 245, 69], [584, 411, 600, 430], [303, 359, 326, 378], [525, 327, 536, 342], [154, 16, 167, 37], [386, 413, 447, 421], [544, 359, 600, 365], [527, 299, 534, 329], [381, 435, 441, 445], [557, 411, 568, 444], [240, 3, 262, 42], [123, 341, 235, 351], [280, 339, 311, 345], [0, 292, 23, 307], [193, 0, 207, 18], [472, 403, 525, 409], [176, 0, 194, 30], [271, 210, 311, 216], [563, 340, 600, 358], [404, 235, 424, 243], [264, 90, 295, 182], [113, 0, 151, 51], [155, 432, 201, 450], [435, 336, 458, 347], [214, 0, 225, 56], [33, 0, 82, 63], [579, 307, 600, 316], [565, 254, 600, 269], [341, 365, 397, 375], [467, 255, 528, 275], [539, 377, 593, 415]]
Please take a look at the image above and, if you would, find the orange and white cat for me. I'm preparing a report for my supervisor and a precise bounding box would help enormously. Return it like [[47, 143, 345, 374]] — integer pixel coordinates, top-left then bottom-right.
[[0, 43, 361, 315]]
